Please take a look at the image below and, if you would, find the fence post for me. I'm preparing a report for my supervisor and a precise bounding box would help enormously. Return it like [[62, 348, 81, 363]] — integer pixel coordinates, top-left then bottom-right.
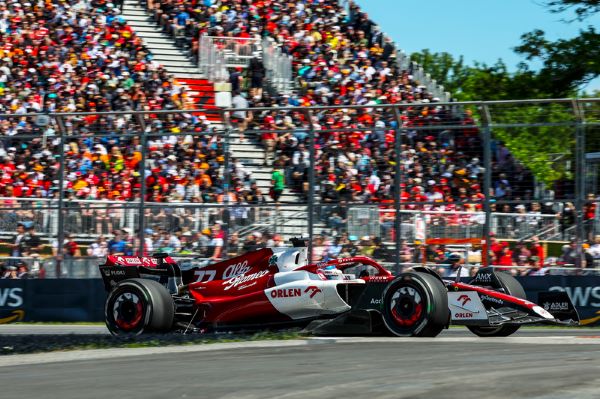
[[392, 105, 404, 274], [223, 116, 231, 259], [137, 113, 147, 256], [480, 103, 492, 266], [574, 99, 586, 266], [55, 115, 67, 277], [305, 110, 316, 262]]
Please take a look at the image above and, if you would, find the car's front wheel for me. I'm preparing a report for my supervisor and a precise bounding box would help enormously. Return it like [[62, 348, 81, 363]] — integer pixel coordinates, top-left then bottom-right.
[[467, 272, 526, 337], [381, 272, 449, 337], [105, 278, 174, 336]]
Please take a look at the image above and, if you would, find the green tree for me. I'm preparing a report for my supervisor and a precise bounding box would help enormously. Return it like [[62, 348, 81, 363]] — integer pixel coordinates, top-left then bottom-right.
[[409, 0, 600, 186], [544, 0, 600, 21]]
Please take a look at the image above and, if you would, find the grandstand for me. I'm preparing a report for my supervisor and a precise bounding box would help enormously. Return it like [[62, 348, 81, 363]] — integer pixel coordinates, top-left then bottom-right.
[[0, 0, 596, 277]]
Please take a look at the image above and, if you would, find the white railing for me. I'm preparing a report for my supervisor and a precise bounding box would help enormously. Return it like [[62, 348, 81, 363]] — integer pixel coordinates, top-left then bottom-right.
[[199, 35, 261, 71], [262, 37, 293, 94], [346, 208, 560, 241], [198, 35, 229, 82]]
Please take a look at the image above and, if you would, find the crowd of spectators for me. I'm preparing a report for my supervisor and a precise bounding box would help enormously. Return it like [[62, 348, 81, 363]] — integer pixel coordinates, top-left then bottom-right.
[[0, 0, 596, 267], [0, 0, 230, 205]]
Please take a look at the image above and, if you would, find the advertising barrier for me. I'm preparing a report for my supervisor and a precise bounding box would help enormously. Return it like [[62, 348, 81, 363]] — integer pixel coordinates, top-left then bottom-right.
[[516, 276, 600, 326], [0, 279, 105, 323], [0, 277, 599, 325]]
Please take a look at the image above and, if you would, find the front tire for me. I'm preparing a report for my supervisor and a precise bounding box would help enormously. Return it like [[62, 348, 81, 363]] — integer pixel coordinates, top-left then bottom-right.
[[468, 272, 525, 337], [382, 272, 448, 337], [105, 278, 174, 336]]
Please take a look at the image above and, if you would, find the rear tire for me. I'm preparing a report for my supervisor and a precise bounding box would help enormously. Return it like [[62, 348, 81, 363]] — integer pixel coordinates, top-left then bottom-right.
[[468, 272, 525, 337], [382, 272, 448, 337], [105, 278, 174, 336]]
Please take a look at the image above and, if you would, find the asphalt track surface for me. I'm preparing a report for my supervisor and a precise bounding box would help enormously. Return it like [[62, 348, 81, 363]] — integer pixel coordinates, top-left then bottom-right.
[[2, 327, 600, 398]]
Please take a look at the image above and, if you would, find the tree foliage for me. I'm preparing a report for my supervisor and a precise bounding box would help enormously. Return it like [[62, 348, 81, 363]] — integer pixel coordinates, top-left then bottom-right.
[[409, 0, 599, 186], [514, 27, 600, 96], [544, 0, 600, 21]]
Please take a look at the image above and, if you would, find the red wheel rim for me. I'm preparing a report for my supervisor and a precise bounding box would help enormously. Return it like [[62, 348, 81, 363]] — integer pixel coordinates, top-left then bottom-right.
[[113, 292, 143, 331], [390, 286, 424, 327]]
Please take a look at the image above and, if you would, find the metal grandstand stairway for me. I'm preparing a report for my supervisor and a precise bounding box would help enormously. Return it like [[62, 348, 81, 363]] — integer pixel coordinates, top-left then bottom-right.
[[122, 0, 200, 75], [228, 130, 327, 239], [121, 0, 325, 240], [122, 0, 221, 122]]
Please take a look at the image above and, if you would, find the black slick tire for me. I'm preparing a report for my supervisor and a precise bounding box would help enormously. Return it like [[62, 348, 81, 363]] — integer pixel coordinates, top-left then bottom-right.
[[105, 278, 174, 336], [381, 272, 448, 337], [468, 272, 525, 337]]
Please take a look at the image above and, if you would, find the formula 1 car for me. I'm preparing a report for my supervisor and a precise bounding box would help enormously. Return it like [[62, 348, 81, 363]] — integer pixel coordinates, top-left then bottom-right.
[[99, 243, 579, 337]]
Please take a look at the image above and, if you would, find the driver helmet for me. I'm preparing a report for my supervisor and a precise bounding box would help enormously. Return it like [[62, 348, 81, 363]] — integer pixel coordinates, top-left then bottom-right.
[[321, 265, 344, 280], [447, 252, 462, 263]]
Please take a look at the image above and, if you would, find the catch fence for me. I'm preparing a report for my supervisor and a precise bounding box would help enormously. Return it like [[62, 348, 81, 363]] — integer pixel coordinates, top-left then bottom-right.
[[0, 99, 598, 277]]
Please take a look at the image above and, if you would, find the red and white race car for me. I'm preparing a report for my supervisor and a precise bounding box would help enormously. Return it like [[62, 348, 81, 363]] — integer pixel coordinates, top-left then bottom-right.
[[99, 243, 578, 337]]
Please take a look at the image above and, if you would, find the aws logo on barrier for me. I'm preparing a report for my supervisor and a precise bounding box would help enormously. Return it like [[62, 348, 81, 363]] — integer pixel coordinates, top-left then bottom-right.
[[0, 288, 25, 324]]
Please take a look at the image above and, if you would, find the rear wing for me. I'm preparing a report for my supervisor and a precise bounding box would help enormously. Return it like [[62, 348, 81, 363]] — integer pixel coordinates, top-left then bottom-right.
[[99, 253, 181, 292]]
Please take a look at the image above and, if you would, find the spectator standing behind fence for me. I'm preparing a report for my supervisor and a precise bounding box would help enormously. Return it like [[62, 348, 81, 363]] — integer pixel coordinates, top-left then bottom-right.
[[248, 56, 265, 100], [10, 223, 27, 259], [231, 91, 250, 141], [52, 233, 81, 258], [270, 161, 285, 204], [590, 236, 600, 266], [87, 236, 109, 258]]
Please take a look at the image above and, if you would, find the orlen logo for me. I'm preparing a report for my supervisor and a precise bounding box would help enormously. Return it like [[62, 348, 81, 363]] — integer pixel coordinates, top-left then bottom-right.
[[454, 312, 473, 318], [457, 294, 471, 307], [0, 288, 23, 308], [271, 288, 301, 298], [304, 286, 322, 299]]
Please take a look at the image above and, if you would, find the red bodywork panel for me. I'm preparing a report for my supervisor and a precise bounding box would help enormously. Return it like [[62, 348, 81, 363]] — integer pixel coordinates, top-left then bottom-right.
[[186, 248, 281, 324]]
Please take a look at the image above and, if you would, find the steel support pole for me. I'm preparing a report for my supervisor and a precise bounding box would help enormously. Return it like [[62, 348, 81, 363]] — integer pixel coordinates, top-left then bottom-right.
[[137, 114, 147, 256], [223, 119, 231, 259], [305, 110, 316, 263], [480, 104, 493, 266], [55, 115, 67, 277], [392, 106, 404, 274], [574, 100, 586, 267]]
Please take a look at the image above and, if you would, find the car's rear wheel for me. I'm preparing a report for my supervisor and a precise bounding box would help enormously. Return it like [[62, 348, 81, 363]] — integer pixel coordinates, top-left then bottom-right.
[[105, 278, 174, 336], [468, 272, 525, 337], [382, 272, 448, 337]]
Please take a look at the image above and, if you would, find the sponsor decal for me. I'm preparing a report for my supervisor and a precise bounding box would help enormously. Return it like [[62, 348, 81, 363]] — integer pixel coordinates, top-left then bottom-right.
[[448, 291, 482, 315], [271, 288, 302, 298], [116, 256, 142, 265], [457, 294, 471, 307], [223, 270, 269, 291], [367, 276, 390, 282], [141, 257, 158, 266], [370, 298, 383, 305], [0, 309, 24, 324], [549, 286, 600, 307], [580, 310, 600, 326], [480, 294, 503, 305], [0, 288, 25, 324], [269, 255, 279, 267], [542, 301, 570, 311], [223, 261, 250, 280], [304, 286, 322, 299], [454, 312, 474, 318], [107, 269, 126, 277], [474, 272, 492, 284], [0, 288, 23, 308]]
